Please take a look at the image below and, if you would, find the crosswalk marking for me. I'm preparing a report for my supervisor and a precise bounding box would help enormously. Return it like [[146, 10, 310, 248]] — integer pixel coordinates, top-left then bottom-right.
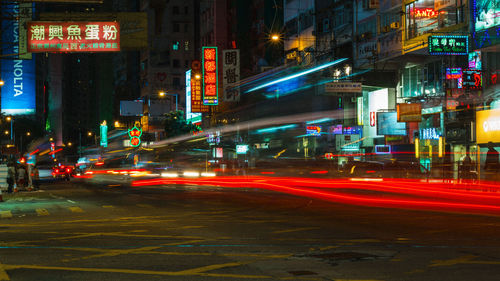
[[0, 211, 12, 219], [36, 208, 49, 216], [69, 207, 84, 213]]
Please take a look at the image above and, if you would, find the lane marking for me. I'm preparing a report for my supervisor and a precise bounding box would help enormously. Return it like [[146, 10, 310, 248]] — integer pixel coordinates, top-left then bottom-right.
[[0, 260, 10, 281], [0, 211, 12, 219], [102, 205, 114, 209], [68, 207, 84, 213], [36, 209, 49, 216], [272, 227, 320, 234], [430, 255, 500, 266], [136, 204, 153, 208], [67, 200, 76, 204]]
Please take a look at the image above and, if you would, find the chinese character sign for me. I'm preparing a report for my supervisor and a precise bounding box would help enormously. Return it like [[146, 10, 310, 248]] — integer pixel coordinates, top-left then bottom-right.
[[202, 47, 218, 105], [428, 35, 468, 55], [222, 49, 240, 102], [463, 69, 482, 90], [128, 125, 142, 147], [27, 21, 120, 53], [191, 71, 209, 113]]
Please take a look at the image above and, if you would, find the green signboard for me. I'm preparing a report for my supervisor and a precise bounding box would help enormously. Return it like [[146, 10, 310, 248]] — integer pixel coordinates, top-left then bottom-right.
[[428, 35, 468, 55]]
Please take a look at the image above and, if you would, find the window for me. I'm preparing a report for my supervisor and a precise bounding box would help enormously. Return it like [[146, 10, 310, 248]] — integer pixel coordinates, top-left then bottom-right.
[[173, 77, 181, 88], [405, 0, 458, 40], [173, 23, 180, 33], [184, 6, 189, 14], [184, 24, 189, 32], [173, 6, 180, 15], [323, 18, 330, 32], [184, 41, 189, 51], [173, 59, 180, 68], [172, 41, 179, 50], [185, 60, 189, 68]]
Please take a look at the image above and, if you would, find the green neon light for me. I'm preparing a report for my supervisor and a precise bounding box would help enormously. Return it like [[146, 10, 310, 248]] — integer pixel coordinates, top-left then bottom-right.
[[128, 126, 142, 147]]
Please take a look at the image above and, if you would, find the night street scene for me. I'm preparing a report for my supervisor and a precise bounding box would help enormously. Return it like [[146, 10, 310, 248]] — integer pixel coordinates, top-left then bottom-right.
[[0, 0, 499, 280]]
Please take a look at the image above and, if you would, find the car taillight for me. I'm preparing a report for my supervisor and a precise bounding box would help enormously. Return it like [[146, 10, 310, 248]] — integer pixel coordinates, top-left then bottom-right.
[[366, 170, 376, 173], [55, 169, 59, 173], [67, 168, 70, 172]]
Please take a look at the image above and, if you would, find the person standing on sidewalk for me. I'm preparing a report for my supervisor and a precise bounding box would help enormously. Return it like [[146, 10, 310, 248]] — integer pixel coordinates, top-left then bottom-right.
[[32, 165, 40, 191], [7, 162, 16, 193], [17, 164, 26, 191]]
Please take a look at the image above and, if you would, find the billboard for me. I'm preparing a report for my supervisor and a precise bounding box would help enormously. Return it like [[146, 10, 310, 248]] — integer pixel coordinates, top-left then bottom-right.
[[191, 70, 209, 113], [120, 100, 143, 116], [428, 35, 468, 55], [376, 112, 407, 136], [202, 47, 218, 105], [367, 88, 389, 137], [19, 3, 33, 60], [39, 12, 147, 49], [397, 103, 422, 122], [222, 49, 240, 102], [27, 21, 120, 53], [476, 109, 500, 144], [1, 3, 36, 115], [474, 0, 500, 32], [185, 70, 202, 123]]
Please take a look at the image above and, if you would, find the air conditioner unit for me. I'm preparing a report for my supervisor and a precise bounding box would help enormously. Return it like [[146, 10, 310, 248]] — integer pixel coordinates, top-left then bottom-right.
[[369, 0, 379, 9], [382, 26, 390, 33], [390, 22, 400, 29]]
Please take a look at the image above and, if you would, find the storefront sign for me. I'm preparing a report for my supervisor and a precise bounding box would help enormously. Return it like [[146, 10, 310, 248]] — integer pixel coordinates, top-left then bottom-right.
[[27, 21, 120, 52], [100, 120, 108, 148], [446, 68, 462, 79], [185, 70, 202, 123], [397, 103, 421, 122], [343, 126, 362, 135], [468, 51, 482, 69], [420, 127, 441, 140], [222, 49, 240, 102], [306, 126, 322, 136], [422, 106, 442, 115], [128, 125, 142, 147], [236, 144, 249, 154], [463, 69, 482, 90], [375, 145, 391, 154], [377, 112, 407, 136], [202, 47, 218, 105], [412, 8, 439, 18], [336, 134, 360, 151], [476, 109, 500, 144], [1, 3, 36, 115], [191, 69, 209, 113], [325, 82, 362, 93], [368, 89, 389, 137], [331, 125, 343, 134], [474, 0, 500, 32], [428, 35, 468, 55]]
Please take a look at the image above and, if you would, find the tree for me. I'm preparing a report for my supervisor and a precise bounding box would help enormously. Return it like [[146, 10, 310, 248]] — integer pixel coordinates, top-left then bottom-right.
[[163, 110, 201, 138]]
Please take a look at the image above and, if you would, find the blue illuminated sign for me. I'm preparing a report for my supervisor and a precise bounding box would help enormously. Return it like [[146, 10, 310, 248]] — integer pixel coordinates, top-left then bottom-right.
[[420, 128, 441, 140], [1, 3, 36, 115]]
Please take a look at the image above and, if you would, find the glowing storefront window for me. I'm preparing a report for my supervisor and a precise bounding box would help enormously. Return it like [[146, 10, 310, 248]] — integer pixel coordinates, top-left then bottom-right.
[[405, 0, 459, 40]]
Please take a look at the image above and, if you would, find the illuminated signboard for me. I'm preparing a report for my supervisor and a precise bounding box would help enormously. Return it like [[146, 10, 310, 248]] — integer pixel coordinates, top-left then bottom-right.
[[428, 35, 468, 55], [191, 66, 209, 113], [1, 3, 36, 115], [343, 126, 362, 135], [27, 21, 120, 52], [468, 51, 482, 69], [222, 49, 240, 102], [236, 145, 249, 154], [202, 47, 218, 105], [446, 68, 462, 79], [368, 89, 389, 138], [377, 112, 407, 136], [420, 127, 441, 140], [375, 145, 391, 154], [463, 69, 482, 90], [100, 120, 108, 147], [331, 125, 343, 134], [306, 126, 322, 136], [128, 125, 142, 147], [474, 0, 500, 32], [412, 8, 440, 18], [477, 109, 500, 144], [185, 70, 202, 123], [397, 103, 421, 122]]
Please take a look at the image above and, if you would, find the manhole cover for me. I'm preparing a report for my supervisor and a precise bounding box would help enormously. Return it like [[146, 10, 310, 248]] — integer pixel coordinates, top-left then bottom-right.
[[288, 270, 318, 276]]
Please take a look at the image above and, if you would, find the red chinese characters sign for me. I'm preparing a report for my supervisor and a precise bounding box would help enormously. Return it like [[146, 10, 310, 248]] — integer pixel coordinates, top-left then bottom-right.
[[202, 47, 218, 105], [27, 21, 120, 53], [191, 72, 209, 113]]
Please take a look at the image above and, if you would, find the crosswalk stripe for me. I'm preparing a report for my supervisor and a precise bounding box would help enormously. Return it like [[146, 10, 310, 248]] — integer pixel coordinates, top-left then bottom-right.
[[36, 208, 49, 216], [0, 211, 12, 219], [69, 207, 84, 213]]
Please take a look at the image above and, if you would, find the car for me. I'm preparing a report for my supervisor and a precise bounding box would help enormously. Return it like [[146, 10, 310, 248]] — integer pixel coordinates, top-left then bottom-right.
[[52, 164, 74, 180]]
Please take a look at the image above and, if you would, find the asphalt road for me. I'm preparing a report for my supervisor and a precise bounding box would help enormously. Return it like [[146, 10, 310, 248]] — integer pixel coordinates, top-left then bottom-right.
[[0, 180, 500, 280]]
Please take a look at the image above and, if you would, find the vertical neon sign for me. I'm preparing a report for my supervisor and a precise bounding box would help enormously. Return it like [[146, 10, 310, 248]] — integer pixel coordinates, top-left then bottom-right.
[[202, 47, 218, 105]]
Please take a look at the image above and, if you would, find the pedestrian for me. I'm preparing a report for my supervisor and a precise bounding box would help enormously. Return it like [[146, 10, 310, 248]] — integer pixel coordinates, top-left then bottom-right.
[[32, 165, 40, 191], [485, 142, 499, 171], [6, 162, 15, 193], [460, 147, 473, 183], [17, 164, 26, 190]]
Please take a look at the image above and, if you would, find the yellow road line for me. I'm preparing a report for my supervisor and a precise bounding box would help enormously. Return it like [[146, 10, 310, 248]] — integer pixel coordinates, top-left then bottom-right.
[[1, 263, 271, 279], [0, 260, 10, 281], [272, 227, 320, 234], [0, 211, 12, 219], [430, 255, 500, 267], [36, 209, 49, 216], [102, 205, 114, 209], [68, 207, 84, 213]]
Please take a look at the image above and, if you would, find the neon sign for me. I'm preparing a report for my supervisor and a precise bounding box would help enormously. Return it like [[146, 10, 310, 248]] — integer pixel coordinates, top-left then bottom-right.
[[446, 68, 462, 79], [100, 120, 108, 148], [128, 125, 142, 147], [202, 47, 218, 105], [27, 22, 120, 53], [428, 35, 468, 55], [413, 8, 439, 18], [306, 126, 322, 136], [463, 69, 482, 90]]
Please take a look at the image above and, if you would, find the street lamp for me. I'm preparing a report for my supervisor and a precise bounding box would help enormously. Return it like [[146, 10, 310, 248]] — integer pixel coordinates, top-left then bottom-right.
[[158, 91, 178, 111], [271, 34, 280, 41], [4, 130, 8, 135], [26, 132, 30, 136], [88, 132, 92, 136], [0, 80, 4, 86]]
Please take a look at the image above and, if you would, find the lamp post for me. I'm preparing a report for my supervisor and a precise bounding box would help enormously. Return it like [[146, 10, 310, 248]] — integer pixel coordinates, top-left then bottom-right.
[[6, 116, 13, 144], [158, 91, 178, 111]]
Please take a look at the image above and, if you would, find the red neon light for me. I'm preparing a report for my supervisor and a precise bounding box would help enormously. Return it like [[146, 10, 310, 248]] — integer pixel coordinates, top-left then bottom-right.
[[310, 171, 328, 174], [412, 8, 439, 18], [202, 47, 218, 104], [48, 148, 63, 155], [27, 22, 120, 53], [29, 149, 39, 155], [369, 112, 376, 127]]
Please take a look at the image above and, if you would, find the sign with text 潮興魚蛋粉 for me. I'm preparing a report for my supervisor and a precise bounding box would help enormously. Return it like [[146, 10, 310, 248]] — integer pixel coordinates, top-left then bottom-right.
[[27, 21, 120, 52], [428, 35, 468, 55]]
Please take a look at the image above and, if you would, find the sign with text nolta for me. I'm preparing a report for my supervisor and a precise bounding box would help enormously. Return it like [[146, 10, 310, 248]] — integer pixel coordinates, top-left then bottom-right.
[[202, 47, 218, 105], [27, 21, 120, 52]]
